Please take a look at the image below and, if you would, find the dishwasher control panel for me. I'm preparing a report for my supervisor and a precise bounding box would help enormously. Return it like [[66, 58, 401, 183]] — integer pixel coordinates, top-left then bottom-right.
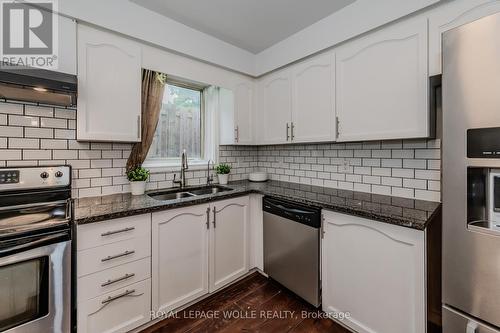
[[262, 196, 321, 228]]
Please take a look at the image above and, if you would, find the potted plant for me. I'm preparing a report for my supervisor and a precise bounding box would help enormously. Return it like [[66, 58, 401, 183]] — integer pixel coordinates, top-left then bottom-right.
[[126, 166, 150, 195], [215, 163, 231, 185]]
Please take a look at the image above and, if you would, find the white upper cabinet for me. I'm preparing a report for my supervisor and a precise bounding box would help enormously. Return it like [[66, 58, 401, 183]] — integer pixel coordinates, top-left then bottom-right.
[[58, 16, 77, 75], [219, 82, 254, 145], [258, 68, 292, 144], [428, 0, 500, 75], [209, 196, 249, 292], [291, 52, 336, 143], [234, 81, 254, 144], [77, 24, 142, 142], [322, 210, 425, 333], [336, 17, 429, 142]]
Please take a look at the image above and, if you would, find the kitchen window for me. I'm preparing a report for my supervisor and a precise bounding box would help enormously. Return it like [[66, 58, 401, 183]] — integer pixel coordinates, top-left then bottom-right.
[[144, 80, 220, 170]]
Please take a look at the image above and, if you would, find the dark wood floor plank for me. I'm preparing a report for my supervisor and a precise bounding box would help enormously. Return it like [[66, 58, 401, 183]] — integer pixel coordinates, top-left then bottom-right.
[[141, 272, 354, 333]]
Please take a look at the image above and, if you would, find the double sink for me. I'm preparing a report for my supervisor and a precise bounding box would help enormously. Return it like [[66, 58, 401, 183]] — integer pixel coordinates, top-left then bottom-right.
[[148, 185, 234, 201]]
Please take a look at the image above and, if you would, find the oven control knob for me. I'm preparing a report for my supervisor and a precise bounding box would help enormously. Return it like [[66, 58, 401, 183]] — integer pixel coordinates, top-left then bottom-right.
[[55, 171, 63, 178], [40, 171, 49, 179]]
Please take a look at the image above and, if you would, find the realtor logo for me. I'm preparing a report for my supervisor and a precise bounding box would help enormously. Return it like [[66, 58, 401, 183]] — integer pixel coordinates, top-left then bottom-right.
[[0, 0, 58, 69]]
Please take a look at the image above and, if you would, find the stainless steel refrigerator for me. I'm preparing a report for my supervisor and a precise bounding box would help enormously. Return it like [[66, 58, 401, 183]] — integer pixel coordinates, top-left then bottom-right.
[[443, 12, 500, 333]]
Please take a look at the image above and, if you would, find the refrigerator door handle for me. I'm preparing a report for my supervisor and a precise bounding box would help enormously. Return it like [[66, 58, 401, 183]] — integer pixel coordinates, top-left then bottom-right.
[[466, 321, 478, 333]]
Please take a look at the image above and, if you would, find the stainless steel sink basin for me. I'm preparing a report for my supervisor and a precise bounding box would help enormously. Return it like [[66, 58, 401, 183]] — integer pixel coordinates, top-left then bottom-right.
[[148, 191, 195, 201], [147, 185, 233, 201], [188, 185, 233, 196]]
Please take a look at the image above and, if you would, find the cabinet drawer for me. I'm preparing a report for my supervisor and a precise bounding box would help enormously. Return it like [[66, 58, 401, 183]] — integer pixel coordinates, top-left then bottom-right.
[[77, 279, 151, 333], [78, 257, 150, 301], [78, 236, 150, 277], [77, 214, 151, 251]]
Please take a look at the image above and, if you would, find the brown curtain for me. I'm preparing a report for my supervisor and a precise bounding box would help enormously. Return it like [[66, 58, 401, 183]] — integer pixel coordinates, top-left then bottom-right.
[[126, 69, 166, 171]]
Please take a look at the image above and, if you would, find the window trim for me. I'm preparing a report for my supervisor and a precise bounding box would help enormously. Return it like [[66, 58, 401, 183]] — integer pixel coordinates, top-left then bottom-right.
[[143, 80, 217, 170]]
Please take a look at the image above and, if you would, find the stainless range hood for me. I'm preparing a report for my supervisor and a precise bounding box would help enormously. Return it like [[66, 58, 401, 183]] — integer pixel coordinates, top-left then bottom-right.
[[0, 64, 77, 107]]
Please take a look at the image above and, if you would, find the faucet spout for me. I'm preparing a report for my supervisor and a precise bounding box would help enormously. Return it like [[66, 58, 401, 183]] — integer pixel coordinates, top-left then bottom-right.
[[173, 149, 189, 188]]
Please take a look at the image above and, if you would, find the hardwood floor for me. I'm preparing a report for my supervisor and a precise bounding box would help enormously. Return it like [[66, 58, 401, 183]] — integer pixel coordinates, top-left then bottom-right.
[[141, 272, 353, 333]]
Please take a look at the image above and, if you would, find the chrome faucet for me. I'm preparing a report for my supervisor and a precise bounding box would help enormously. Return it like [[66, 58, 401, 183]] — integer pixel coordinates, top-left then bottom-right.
[[206, 160, 214, 185], [173, 149, 189, 188]]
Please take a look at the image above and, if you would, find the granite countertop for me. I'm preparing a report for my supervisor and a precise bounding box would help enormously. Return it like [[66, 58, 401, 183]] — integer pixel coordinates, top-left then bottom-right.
[[74, 180, 441, 230]]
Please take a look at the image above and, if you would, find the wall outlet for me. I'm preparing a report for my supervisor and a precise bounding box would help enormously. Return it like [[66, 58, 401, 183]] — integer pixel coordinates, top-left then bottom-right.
[[339, 158, 350, 173]]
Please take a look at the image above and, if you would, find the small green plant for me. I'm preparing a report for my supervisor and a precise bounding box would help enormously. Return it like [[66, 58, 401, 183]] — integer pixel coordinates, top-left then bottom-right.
[[215, 163, 231, 175], [126, 166, 150, 182]]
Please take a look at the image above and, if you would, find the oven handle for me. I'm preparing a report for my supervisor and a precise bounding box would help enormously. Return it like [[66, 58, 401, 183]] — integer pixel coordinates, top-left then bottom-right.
[[0, 231, 69, 257]]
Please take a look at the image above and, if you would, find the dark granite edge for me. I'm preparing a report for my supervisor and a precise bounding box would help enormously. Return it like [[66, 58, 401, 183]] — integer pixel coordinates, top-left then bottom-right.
[[73, 189, 253, 225], [74, 184, 441, 231]]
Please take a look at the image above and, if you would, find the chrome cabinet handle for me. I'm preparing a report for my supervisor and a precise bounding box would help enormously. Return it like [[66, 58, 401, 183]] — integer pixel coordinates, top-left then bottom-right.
[[212, 207, 217, 228], [101, 273, 135, 287], [137, 115, 141, 139], [286, 123, 290, 141], [291, 122, 295, 141], [101, 250, 135, 262], [335, 116, 340, 139], [101, 289, 136, 304], [206, 207, 210, 229], [101, 227, 135, 237]]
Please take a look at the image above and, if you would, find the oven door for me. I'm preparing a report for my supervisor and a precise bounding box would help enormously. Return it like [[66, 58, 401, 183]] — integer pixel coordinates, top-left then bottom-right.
[[0, 230, 71, 333]]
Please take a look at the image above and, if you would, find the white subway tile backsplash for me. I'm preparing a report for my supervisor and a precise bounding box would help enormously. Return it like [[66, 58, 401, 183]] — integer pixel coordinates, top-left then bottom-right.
[[0, 103, 23, 114], [0, 126, 23, 137], [9, 138, 39, 149], [22, 150, 51, 160], [40, 139, 67, 149], [25, 127, 53, 138], [9, 115, 39, 127], [0, 149, 21, 160], [25, 106, 53, 117], [0, 101, 442, 201], [40, 117, 67, 129]]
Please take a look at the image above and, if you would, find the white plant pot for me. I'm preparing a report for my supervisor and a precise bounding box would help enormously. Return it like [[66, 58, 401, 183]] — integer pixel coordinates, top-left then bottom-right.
[[130, 181, 146, 195], [218, 174, 229, 185]]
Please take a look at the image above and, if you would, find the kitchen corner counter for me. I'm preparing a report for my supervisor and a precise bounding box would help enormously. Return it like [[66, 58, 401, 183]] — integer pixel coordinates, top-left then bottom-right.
[[74, 180, 441, 230]]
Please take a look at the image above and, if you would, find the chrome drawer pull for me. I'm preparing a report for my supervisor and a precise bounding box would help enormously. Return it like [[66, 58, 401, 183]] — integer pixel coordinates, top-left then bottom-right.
[[101, 227, 135, 237], [101, 273, 135, 287], [101, 250, 135, 262], [101, 289, 136, 304]]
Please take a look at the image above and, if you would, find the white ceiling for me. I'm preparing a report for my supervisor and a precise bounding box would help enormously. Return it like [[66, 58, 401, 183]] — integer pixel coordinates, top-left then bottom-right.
[[129, 0, 356, 54]]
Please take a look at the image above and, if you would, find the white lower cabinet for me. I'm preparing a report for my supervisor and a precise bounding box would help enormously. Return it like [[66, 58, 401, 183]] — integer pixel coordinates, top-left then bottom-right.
[[152, 196, 250, 313], [152, 204, 210, 313], [321, 210, 425, 333], [209, 197, 249, 292], [77, 214, 152, 333]]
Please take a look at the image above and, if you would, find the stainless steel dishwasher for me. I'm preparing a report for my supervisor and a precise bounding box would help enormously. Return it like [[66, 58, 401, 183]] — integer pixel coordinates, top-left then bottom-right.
[[263, 196, 321, 307]]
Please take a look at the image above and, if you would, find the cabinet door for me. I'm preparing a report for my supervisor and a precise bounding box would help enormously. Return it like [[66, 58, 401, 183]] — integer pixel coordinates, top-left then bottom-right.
[[77, 24, 142, 142], [58, 16, 77, 75], [336, 17, 428, 141], [209, 196, 249, 292], [428, 0, 500, 75], [259, 69, 292, 144], [152, 204, 209, 312], [322, 210, 425, 333], [234, 81, 254, 144], [291, 52, 336, 143]]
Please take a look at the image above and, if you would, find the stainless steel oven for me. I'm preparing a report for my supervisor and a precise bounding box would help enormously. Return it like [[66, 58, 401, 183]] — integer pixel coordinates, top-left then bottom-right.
[[0, 166, 72, 333], [0, 230, 71, 333]]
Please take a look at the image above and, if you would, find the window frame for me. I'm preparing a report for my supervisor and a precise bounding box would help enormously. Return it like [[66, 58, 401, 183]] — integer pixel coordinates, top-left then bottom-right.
[[143, 80, 215, 171]]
